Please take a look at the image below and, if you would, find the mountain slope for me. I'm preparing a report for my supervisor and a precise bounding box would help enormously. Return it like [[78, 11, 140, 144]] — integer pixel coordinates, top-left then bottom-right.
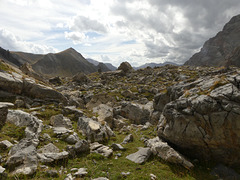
[[11, 51, 44, 65], [32, 48, 97, 77], [86, 58, 117, 71], [185, 14, 240, 67], [0, 47, 21, 67]]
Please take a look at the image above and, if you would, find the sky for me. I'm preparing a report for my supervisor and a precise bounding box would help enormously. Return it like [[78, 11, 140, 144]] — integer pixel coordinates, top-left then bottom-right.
[[0, 0, 239, 67]]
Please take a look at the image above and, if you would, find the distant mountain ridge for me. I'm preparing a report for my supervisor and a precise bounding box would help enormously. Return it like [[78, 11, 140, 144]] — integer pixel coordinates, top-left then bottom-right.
[[185, 14, 240, 67], [86, 58, 117, 71], [134, 62, 179, 70], [0, 47, 111, 77]]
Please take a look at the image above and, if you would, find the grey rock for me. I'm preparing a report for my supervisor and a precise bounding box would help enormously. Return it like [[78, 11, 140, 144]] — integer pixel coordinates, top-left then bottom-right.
[[74, 168, 88, 177], [0, 166, 5, 174], [64, 173, 74, 180], [6, 138, 38, 176], [121, 172, 131, 176], [92, 177, 109, 180], [74, 139, 90, 153], [146, 137, 194, 169], [0, 140, 13, 149], [78, 117, 115, 142], [63, 106, 84, 120], [93, 104, 113, 128], [111, 143, 125, 151], [90, 142, 113, 158], [7, 110, 43, 139], [117, 62, 134, 73], [153, 92, 170, 112], [14, 99, 25, 108], [37, 151, 69, 163], [122, 134, 133, 144], [72, 72, 91, 84], [141, 122, 152, 131], [42, 133, 51, 140], [53, 127, 73, 137], [65, 132, 79, 144], [120, 102, 153, 124], [126, 147, 152, 164], [86, 93, 115, 109], [50, 114, 72, 129], [37, 143, 60, 153]]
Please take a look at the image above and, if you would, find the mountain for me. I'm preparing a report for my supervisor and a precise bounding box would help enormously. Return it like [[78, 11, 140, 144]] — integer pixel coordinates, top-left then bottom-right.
[[0, 47, 21, 67], [134, 62, 179, 70], [86, 58, 117, 71], [104, 63, 117, 71], [185, 14, 240, 67], [11, 51, 44, 65], [32, 48, 98, 77]]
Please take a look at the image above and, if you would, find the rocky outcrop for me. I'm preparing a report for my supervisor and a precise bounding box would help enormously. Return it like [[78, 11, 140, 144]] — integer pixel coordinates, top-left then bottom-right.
[[0, 70, 66, 103], [93, 104, 114, 127], [117, 62, 134, 73], [157, 74, 240, 164], [185, 14, 240, 67], [0, 102, 11, 129]]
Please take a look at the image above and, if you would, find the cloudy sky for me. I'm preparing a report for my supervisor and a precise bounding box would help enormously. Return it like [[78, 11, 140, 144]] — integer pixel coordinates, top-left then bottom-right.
[[0, 0, 239, 67]]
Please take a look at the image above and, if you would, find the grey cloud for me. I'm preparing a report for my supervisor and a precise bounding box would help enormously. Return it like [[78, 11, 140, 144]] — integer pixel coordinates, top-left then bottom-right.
[[70, 15, 107, 33], [111, 0, 240, 64]]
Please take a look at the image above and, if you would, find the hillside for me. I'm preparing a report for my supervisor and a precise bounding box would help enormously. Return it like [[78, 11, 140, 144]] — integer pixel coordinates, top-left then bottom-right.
[[32, 48, 98, 77], [185, 14, 240, 67]]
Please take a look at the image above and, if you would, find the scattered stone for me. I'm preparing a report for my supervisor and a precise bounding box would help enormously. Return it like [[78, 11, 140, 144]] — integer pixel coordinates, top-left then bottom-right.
[[126, 147, 152, 164], [122, 134, 133, 144], [65, 132, 79, 144], [37, 143, 60, 153], [74, 168, 88, 177], [90, 142, 113, 158], [70, 168, 78, 172], [0, 140, 13, 150], [64, 173, 74, 180], [140, 122, 152, 131], [63, 106, 84, 120], [50, 114, 72, 129], [42, 133, 51, 140], [0, 166, 5, 173], [72, 72, 91, 84], [37, 151, 69, 164], [150, 173, 157, 180], [111, 143, 125, 151], [92, 177, 109, 180], [121, 172, 131, 177], [74, 139, 90, 153]]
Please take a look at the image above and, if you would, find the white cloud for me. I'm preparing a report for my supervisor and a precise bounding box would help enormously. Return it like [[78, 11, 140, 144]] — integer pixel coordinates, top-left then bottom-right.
[[0, 28, 58, 54], [0, 0, 240, 66]]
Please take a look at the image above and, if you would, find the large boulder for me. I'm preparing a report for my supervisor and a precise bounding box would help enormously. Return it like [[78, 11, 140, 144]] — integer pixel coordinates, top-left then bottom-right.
[[120, 102, 153, 124], [117, 62, 134, 73], [77, 117, 115, 142], [126, 148, 152, 164], [72, 72, 91, 84], [145, 137, 193, 169], [90, 142, 113, 158], [157, 76, 240, 164], [7, 110, 43, 139], [6, 138, 38, 176], [93, 104, 114, 128], [86, 93, 115, 109]]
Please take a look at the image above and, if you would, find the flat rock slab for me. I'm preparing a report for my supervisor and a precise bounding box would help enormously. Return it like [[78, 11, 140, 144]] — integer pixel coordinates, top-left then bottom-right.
[[74, 168, 88, 177], [126, 147, 152, 164]]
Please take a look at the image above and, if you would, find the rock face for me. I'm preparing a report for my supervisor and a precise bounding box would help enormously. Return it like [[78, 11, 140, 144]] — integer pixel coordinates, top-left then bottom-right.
[[93, 104, 113, 127], [185, 14, 240, 67], [157, 74, 240, 164], [0, 70, 66, 103]]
